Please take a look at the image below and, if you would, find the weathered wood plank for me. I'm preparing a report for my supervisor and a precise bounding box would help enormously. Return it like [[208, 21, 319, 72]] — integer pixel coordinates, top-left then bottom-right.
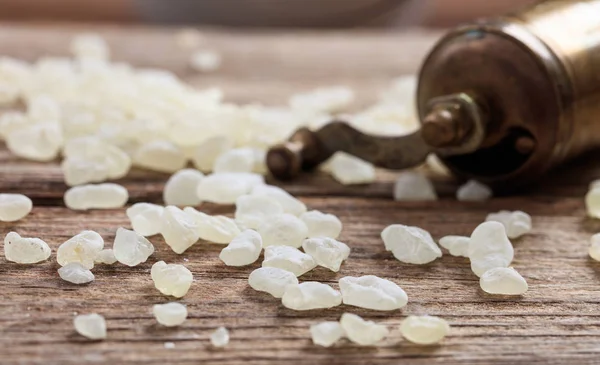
[[1, 197, 598, 365]]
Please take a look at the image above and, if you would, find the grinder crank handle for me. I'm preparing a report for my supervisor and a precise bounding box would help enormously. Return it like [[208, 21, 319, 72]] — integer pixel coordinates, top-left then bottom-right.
[[266, 120, 432, 180], [266, 93, 493, 180]]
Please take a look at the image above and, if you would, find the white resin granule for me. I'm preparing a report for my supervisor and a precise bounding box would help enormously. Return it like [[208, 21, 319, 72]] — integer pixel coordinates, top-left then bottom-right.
[[61, 143, 130, 186], [0, 194, 32, 222], [70, 33, 109, 60], [62, 136, 103, 159], [302, 237, 350, 272], [213, 148, 255, 173], [161, 206, 201, 254], [486, 210, 532, 239], [340, 313, 389, 346], [183, 207, 240, 244], [197, 172, 264, 204], [167, 117, 212, 149], [175, 28, 204, 49], [0, 57, 29, 85], [0, 84, 19, 106], [400, 315, 450, 345], [589, 233, 600, 261], [479, 267, 528, 295], [345, 102, 417, 136], [126, 203, 165, 237], [310, 321, 345, 347], [113, 227, 155, 266], [300, 210, 342, 239], [4, 231, 51, 264], [94, 249, 117, 265], [262, 246, 317, 277], [64, 183, 128, 211], [393, 172, 437, 201], [379, 75, 417, 105], [164, 342, 175, 349], [258, 213, 308, 248], [61, 158, 109, 186], [426, 154, 451, 175], [381, 224, 442, 264], [68, 140, 130, 181], [339, 275, 408, 311], [0, 112, 28, 139], [74, 313, 107, 340], [95, 145, 131, 180], [251, 185, 306, 216], [456, 180, 492, 202], [235, 194, 283, 229], [289, 86, 354, 113], [133, 140, 187, 173], [191, 136, 234, 172], [468, 221, 514, 277], [219, 229, 262, 266], [210, 326, 230, 347], [251, 148, 268, 174], [327, 152, 375, 185], [153, 302, 188, 327], [151, 261, 193, 298], [26, 95, 61, 123], [248, 267, 299, 298], [281, 282, 342, 310], [438, 235, 470, 257], [586, 186, 600, 218], [58, 262, 95, 284], [60, 107, 93, 135], [6, 123, 63, 162], [163, 169, 204, 206], [190, 50, 222, 72], [57, 230, 104, 269]]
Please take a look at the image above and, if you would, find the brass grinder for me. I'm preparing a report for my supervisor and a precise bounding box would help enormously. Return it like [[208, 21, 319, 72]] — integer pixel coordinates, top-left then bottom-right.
[[266, 0, 600, 191]]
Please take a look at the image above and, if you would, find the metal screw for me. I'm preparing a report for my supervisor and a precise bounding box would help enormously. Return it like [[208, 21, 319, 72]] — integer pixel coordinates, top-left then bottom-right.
[[421, 104, 468, 148]]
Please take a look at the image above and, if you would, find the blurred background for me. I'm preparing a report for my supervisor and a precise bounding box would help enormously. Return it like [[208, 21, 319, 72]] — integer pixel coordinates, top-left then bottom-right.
[[0, 0, 538, 28]]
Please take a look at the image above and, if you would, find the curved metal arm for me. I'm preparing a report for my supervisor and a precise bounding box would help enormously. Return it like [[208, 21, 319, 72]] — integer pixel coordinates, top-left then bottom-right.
[[267, 120, 432, 180]]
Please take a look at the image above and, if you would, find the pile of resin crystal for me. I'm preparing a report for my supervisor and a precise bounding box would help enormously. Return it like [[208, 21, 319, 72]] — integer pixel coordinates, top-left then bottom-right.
[[381, 210, 532, 296], [0, 33, 506, 349], [0, 34, 419, 187]]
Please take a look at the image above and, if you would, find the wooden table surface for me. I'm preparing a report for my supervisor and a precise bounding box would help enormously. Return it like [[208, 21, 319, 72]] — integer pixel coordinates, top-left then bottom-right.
[[2, 23, 600, 365]]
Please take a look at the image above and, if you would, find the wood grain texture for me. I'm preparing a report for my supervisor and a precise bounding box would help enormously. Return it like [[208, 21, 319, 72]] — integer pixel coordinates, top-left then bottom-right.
[[1, 23, 600, 365]]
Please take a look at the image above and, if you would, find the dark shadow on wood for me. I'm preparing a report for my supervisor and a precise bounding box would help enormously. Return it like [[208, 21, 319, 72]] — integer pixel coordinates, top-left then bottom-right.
[[520, 149, 600, 198]]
